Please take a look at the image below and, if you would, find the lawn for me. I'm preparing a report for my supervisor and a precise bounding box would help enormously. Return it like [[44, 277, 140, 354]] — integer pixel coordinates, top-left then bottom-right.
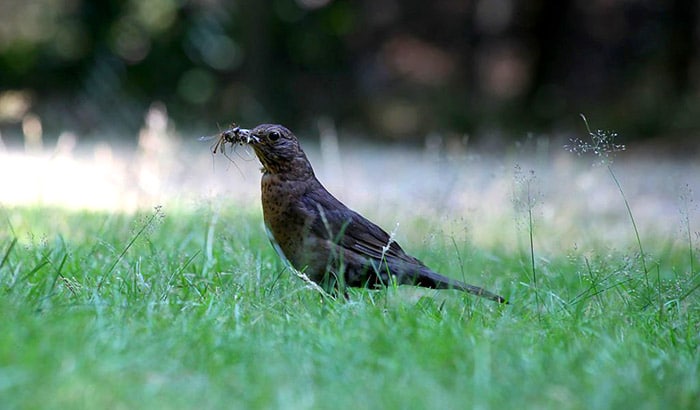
[[1, 134, 699, 409]]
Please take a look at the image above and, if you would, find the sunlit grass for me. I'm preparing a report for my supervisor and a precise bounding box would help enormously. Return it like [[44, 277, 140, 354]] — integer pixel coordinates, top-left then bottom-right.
[[1, 117, 699, 407], [1, 193, 698, 408]]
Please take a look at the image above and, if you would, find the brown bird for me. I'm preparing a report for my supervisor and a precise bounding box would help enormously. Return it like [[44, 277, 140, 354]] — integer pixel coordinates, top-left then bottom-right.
[[214, 123, 507, 303]]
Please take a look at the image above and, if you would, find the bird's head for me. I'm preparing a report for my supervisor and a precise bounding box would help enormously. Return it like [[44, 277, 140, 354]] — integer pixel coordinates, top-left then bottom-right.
[[234, 124, 314, 178]]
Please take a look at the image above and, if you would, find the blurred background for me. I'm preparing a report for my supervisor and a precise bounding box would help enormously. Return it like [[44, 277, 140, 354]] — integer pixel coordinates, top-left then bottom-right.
[[0, 0, 699, 149], [0, 0, 699, 243]]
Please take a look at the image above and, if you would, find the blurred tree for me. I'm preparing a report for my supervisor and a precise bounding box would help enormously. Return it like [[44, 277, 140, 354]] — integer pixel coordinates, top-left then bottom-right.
[[0, 0, 697, 143]]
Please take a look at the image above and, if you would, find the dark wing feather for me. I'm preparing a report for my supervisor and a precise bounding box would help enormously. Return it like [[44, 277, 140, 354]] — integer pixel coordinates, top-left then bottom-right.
[[303, 185, 411, 262], [301, 181, 509, 303]]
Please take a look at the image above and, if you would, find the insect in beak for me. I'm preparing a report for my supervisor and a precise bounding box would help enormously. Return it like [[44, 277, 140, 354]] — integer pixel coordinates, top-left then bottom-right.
[[200, 124, 255, 154]]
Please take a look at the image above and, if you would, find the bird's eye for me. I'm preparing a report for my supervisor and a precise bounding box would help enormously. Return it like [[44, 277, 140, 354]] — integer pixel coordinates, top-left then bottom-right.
[[268, 131, 281, 141]]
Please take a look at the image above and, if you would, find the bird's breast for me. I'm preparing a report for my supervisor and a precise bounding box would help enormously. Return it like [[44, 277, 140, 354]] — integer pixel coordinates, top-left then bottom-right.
[[260, 174, 311, 267]]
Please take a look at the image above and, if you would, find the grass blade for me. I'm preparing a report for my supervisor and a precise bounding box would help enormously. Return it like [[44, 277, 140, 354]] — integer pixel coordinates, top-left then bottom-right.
[[1, 237, 18, 270]]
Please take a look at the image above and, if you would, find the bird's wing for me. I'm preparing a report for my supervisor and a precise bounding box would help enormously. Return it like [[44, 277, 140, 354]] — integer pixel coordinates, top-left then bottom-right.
[[303, 186, 411, 262]]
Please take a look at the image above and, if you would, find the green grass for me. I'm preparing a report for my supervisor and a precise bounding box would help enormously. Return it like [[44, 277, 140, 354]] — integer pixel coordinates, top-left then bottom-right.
[[1, 202, 698, 410]]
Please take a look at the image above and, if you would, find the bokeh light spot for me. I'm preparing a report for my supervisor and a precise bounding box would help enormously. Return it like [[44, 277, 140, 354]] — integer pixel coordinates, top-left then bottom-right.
[[177, 69, 215, 104]]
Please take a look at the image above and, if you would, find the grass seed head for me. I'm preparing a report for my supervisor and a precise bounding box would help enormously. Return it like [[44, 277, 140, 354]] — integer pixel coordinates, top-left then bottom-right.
[[566, 114, 626, 166]]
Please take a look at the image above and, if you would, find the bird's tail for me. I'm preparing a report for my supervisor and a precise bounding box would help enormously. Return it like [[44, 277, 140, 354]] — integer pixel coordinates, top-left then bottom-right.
[[416, 267, 509, 304]]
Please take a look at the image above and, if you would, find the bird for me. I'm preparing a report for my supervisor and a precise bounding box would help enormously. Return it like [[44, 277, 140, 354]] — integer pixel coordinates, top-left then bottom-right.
[[215, 123, 507, 303]]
